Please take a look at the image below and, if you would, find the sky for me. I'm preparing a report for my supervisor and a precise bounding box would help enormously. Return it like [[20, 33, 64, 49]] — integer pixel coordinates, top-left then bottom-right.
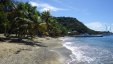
[[18, 0, 113, 32]]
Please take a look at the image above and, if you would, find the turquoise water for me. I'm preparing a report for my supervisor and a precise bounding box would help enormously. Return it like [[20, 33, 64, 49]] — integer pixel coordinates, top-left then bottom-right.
[[62, 35, 113, 64]]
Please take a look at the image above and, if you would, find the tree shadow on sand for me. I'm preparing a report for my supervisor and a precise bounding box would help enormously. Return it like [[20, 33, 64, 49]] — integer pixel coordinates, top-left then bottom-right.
[[0, 37, 47, 47], [0, 37, 10, 42]]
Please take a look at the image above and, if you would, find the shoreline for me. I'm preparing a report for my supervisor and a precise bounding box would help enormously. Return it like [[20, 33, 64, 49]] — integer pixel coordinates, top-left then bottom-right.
[[0, 37, 72, 64], [35, 37, 72, 64]]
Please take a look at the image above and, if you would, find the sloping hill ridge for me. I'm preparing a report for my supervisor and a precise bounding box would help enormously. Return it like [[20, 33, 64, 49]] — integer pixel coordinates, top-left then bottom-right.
[[55, 17, 99, 34]]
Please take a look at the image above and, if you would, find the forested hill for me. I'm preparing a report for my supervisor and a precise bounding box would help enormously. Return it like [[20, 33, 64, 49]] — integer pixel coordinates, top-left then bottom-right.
[[55, 17, 99, 35]]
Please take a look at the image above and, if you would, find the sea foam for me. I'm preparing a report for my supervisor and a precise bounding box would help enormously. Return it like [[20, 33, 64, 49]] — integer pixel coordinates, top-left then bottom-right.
[[63, 42, 95, 64]]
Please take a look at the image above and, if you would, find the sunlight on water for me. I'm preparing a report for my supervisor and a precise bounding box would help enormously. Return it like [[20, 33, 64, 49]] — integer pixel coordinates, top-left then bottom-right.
[[62, 36, 113, 64]]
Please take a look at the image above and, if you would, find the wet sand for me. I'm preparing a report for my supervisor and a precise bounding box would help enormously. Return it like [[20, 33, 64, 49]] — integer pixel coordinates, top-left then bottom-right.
[[0, 37, 71, 64]]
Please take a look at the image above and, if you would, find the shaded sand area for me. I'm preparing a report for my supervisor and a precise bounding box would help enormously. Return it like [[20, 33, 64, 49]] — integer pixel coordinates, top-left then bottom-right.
[[0, 35, 71, 64]]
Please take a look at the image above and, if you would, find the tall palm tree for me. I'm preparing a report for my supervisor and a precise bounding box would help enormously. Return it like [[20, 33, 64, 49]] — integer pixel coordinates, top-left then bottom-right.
[[41, 11, 51, 34], [9, 2, 41, 38], [0, 0, 14, 37]]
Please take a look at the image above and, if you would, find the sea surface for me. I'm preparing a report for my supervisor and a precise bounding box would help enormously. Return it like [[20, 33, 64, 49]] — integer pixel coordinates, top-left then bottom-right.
[[62, 35, 113, 64]]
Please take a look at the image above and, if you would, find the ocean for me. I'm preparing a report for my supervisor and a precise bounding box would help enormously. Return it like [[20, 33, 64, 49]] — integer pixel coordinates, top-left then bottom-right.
[[62, 35, 113, 64]]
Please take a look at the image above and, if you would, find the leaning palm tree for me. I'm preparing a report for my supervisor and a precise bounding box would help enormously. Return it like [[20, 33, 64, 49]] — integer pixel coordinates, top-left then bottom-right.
[[41, 11, 52, 34], [9, 2, 41, 38]]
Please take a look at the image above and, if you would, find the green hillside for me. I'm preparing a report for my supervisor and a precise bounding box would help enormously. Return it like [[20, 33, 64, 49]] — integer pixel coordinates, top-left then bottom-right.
[[55, 17, 99, 35]]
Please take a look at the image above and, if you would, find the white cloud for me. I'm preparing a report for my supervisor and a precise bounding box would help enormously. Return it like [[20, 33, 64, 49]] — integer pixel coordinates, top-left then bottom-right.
[[39, 3, 66, 12], [110, 24, 113, 32], [86, 22, 113, 32], [29, 1, 39, 7], [85, 22, 106, 31], [29, 1, 66, 12]]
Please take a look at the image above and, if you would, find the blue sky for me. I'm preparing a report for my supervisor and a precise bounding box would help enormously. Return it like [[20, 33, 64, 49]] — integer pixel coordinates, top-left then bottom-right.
[[19, 0, 113, 32]]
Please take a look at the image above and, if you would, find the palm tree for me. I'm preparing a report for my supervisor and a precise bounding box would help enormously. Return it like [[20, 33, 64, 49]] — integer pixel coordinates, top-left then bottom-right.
[[41, 11, 52, 34], [0, 0, 13, 37], [9, 2, 41, 38], [0, 0, 66, 38]]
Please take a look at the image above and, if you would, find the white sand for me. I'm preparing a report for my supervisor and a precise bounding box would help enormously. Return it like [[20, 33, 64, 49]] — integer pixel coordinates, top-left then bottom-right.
[[0, 37, 71, 64]]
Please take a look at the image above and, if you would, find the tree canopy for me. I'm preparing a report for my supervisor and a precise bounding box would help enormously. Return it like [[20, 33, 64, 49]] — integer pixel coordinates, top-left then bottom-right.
[[0, 0, 67, 38], [0, 0, 100, 38]]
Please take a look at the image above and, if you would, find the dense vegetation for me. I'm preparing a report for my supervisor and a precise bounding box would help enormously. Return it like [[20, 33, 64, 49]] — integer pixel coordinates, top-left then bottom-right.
[[0, 0, 99, 39], [0, 0, 67, 38], [55, 17, 100, 35]]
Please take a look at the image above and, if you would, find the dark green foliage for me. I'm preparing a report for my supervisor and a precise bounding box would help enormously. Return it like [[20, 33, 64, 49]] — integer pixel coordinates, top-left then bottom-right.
[[0, 0, 68, 38], [48, 18, 68, 36], [54, 17, 98, 35]]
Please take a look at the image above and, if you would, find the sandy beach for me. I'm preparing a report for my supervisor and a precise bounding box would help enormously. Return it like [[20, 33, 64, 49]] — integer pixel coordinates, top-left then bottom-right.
[[0, 36, 71, 64]]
